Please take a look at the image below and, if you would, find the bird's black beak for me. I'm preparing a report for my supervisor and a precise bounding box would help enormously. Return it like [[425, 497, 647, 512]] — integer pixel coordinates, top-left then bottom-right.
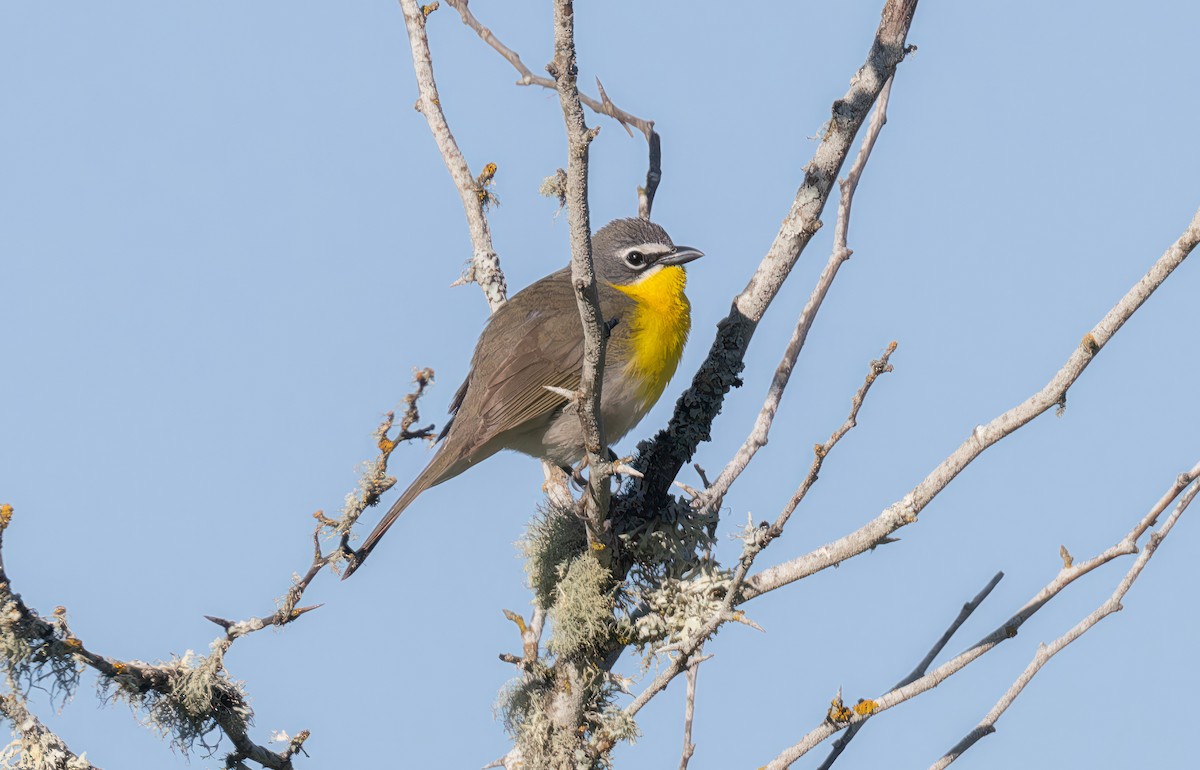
[[658, 246, 704, 266]]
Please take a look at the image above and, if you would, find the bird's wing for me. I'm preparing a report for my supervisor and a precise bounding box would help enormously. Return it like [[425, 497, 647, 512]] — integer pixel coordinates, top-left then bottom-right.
[[447, 271, 631, 456], [466, 299, 585, 447]]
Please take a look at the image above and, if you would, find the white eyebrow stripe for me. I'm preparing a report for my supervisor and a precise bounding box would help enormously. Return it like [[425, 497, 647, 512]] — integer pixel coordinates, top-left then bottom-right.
[[620, 243, 673, 258]]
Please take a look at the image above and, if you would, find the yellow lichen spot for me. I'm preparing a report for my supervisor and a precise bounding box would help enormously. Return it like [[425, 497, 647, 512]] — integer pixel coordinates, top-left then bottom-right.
[[378, 437, 396, 454], [828, 704, 852, 723], [827, 694, 852, 724], [53, 605, 67, 617], [0, 504, 12, 529], [421, 2, 439, 18], [64, 637, 82, 650], [481, 162, 497, 181], [1081, 332, 1100, 353], [111, 661, 127, 675], [853, 699, 878, 716], [590, 541, 607, 551], [503, 609, 528, 634]]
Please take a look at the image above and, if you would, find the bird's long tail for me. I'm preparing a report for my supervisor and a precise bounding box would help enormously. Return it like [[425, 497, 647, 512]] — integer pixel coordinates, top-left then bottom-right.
[[341, 453, 449, 579]]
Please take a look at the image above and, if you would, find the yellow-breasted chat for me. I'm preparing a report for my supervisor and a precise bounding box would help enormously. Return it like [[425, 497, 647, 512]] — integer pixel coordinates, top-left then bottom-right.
[[345, 217, 702, 576]]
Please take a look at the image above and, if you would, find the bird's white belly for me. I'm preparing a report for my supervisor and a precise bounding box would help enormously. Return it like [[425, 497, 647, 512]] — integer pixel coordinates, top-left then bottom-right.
[[507, 362, 653, 466]]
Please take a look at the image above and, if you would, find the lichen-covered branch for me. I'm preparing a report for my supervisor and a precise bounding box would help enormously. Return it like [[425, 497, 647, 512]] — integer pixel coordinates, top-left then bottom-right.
[[0, 372, 437, 768], [928, 465, 1200, 770], [398, 0, 507, 311], [0, 675, 99, 770], [761, 462, 1200, 769], [632, 0, 919, 504], [743, 205, 1200, 601]]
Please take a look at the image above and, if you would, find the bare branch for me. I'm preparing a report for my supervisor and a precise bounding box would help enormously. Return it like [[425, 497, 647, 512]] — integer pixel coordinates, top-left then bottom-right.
[[678, 657, 703, 770], [633, 0, 919, 504], [443, 0, 654, 139], [549, 0, 612, 552], [817, 570, 1004, 770], [698, 76, 896, 510], [744, 205, 1200, 601], [929, 470, 1200, 770], [398, 0, 507, 311], [761, 462, 1200, 769]]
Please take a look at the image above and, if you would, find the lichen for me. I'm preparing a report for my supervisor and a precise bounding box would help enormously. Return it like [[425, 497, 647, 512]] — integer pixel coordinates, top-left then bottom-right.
[[547, 556, 617, 659], [521, 501, 588, 610], [99, 643, 251, 756]]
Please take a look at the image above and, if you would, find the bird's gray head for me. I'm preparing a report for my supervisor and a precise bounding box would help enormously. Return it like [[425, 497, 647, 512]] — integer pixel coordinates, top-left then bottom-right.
[[590, 218, 703, 286]]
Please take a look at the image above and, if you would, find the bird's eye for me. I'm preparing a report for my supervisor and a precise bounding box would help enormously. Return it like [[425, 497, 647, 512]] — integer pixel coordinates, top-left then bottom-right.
[[625, 251, 646, 267]]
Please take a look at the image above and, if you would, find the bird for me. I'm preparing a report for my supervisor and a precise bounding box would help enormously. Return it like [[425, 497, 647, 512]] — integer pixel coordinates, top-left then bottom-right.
[[344, 217, 702, 577]]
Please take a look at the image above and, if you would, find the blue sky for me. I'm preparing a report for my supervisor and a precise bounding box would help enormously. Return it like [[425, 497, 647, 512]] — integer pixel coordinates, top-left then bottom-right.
[[2, 2, 1198, 768]]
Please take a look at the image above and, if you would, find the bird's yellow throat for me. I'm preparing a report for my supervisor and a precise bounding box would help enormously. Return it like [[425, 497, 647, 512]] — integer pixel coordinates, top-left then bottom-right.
[[610, 265, 691, 405]]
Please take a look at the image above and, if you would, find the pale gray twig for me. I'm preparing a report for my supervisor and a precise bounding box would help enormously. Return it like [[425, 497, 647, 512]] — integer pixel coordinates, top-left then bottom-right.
[[761, 462, 1200, 769], [398, 0, 507, 311], [929, 467, 1200, 770], [699, 76, 896, 511], [816, 570, 1004, 770], [443, 0, 654, 140], [744, 205, 1200, 601], [549, 0, 612, 553], [678, 657, 703, 770]]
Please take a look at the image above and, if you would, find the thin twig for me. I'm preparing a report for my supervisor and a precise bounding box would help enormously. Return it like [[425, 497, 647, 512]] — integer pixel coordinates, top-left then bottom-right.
[[698, 76, 895, 511], [638, 129, 663, 219], [929, 473, 1200, 770], [817, 571, 1004, 770], [676, 652, 700, 767], [398, 0, 507, 311], [743, 206, 1200, 601], [443, 0, 654, 140], [761, 462, 1200, 769], [678, 656, 703, 770]]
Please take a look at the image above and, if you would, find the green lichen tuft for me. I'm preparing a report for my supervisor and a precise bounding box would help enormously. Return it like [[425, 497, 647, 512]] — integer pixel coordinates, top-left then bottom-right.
[[99, 644, 252, 756], [521, 501, 588, 610], [547, 556, 617, 659]]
